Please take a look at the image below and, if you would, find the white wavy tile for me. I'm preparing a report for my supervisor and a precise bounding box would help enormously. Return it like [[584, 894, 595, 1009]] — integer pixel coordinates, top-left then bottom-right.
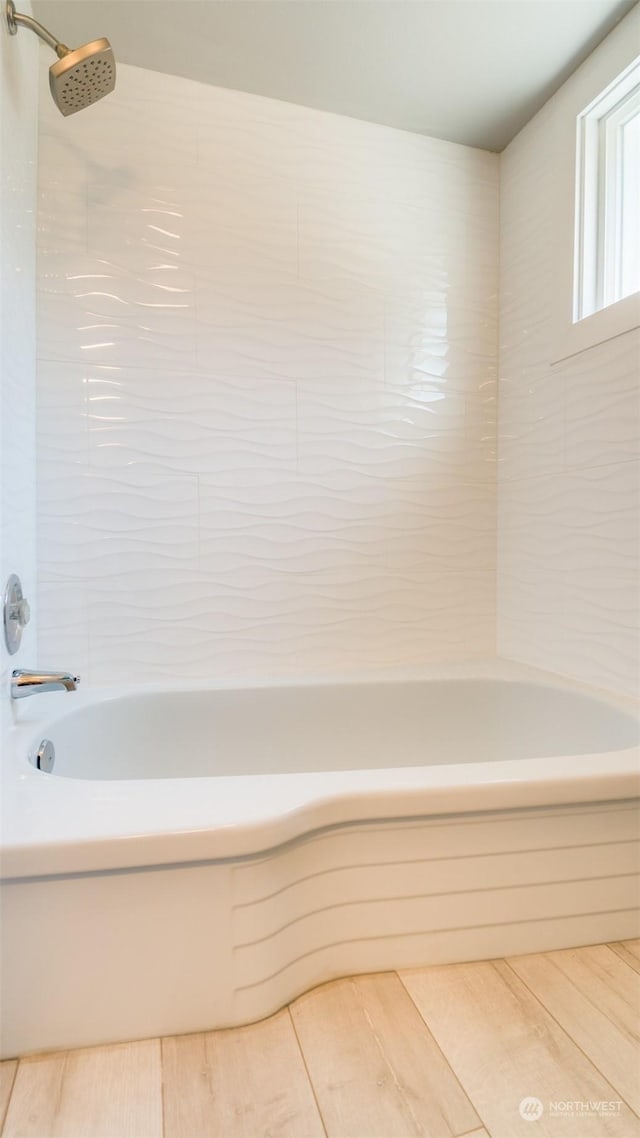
[[3, 179, 37, 352], [498, 93, 640, 697], [37, 289, 196, 343], [498, 570, 562, 657], [194, 82, 319, 190], [385, 285, 497, 351], [196, 280, 385, 383], [299, 218, 486, 290], [498, 481, 640, 690], [36, 360, 92, 480], [37, 253, 198, 335], [37, 255, 198, 368], [498, 115, 554, 371], [38, 183, 87, 254], [562, 329, 640, 471], [502, 464, 639, 579], [297, 383, 493, 482], [36, 412, 88, 474], [36, 61, 498, 684], [497, 365, 565, 482], [193, 83, 498, 210], [199, 476, 495, 577], [37, 578, 90, 677], [499, 555, 640, 695], [84, 371, 297, 475], [89, 172, 297, 264], [38, 467, 199, 585], [38, 248, 196, 297], [296, 116, 498, 207], [498, 460, 640, 697], [37, 130, 88, 189], [83, 569, 495, 684]]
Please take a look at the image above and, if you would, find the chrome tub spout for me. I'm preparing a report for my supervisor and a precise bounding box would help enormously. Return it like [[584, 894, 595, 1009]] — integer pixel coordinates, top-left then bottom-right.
[[11, 669, 80, 699]]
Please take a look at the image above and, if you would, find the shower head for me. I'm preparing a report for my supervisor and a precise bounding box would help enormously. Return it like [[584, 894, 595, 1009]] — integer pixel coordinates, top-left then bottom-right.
[[5, 0, 116, 116], [48, 39, 116, 116]]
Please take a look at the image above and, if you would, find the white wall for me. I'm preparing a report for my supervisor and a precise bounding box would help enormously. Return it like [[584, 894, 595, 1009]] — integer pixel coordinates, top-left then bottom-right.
[[0, 11, 38, 753], [6, 10, 638, 706], [498, 8, 640, 698], [36, 64, 498, 685]]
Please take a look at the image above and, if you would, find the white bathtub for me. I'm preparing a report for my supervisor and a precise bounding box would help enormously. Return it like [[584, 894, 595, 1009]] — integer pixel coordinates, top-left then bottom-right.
[[1, 659, 639, 1057]]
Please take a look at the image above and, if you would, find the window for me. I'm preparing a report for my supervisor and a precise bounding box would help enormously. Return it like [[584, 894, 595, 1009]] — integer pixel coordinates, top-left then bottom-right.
[[550, 13, 639, 364], [574, 56, 640, 323]]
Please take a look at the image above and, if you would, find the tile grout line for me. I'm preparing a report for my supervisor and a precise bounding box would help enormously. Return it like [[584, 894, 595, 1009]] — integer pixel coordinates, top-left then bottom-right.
[[286, 1007, 329, 1138], [499, 956, 640, 1120], [393, 969, 490, 1138]]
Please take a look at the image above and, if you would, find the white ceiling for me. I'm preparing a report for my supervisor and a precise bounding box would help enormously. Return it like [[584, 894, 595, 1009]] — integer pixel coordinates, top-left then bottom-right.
[[31, 0, 637, 150]]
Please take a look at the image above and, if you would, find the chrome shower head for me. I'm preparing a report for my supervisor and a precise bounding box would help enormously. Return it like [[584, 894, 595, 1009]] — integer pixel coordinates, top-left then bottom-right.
[[5, 0, 116, 116]]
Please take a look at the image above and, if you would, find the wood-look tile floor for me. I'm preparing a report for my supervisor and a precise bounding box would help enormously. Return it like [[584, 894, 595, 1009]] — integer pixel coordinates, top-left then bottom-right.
[[1, 940, 639, 1138]]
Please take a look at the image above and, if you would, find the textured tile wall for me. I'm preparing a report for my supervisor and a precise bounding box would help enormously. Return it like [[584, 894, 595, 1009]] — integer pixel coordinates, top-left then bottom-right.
[[36, 64, 498, 684], [498, 96, 640, 697], [0, 14, 38, 750]]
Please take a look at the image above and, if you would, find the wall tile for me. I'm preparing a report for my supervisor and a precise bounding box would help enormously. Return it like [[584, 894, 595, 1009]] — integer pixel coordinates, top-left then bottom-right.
[[38, 465, 199, 581], [562, 330, 640, 472], [195, 280, 385, 383], [497, 367, 565, 482], [38, 182, 87, 253], [296, 382, 487, 482], [37, 64, 498, 684], [37, 576, 90, 678], [499, 463, 639, 585], [83, 369, 297, 477], [30, 42, 638, 695], [37, 259, 199, 369], [498, 59, 640, 697]]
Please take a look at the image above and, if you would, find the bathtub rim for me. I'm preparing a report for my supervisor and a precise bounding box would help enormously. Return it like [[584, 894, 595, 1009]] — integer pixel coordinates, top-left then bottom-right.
[[2, 658, 639, 879]]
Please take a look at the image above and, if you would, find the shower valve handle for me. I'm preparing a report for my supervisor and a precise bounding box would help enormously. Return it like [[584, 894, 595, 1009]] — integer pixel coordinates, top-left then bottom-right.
[[9, 598, 30, 628]]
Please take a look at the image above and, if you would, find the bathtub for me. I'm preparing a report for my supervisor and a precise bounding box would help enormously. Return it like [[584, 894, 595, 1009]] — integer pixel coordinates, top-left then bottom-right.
[[1, 659, 639, 1057]]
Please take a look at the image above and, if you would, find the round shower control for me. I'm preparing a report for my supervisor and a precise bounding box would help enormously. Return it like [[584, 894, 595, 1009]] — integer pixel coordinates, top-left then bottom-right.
[[3, 574, 31, 655], [36, 739, 56, 773]]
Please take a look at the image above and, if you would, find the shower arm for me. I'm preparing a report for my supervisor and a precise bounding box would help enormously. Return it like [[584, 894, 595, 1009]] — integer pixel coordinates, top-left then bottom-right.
[[5, 0, 70, 58]]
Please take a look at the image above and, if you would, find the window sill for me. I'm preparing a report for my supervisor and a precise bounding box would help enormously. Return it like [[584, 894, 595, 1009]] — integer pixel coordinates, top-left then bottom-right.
[[552, 290, 640, 364]]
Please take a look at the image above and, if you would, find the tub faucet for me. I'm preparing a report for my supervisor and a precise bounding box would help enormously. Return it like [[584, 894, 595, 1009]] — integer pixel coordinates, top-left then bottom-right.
[[11, 668, 80, 699]]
